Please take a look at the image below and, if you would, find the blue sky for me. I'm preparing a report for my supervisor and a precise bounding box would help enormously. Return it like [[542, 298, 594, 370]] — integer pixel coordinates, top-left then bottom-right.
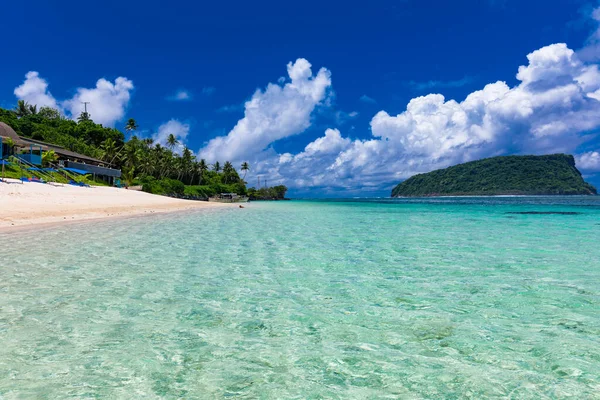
[[3, 0, 600, 196]]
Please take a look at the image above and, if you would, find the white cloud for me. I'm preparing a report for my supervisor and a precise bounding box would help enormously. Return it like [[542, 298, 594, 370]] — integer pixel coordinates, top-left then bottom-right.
[[224, 42, 600, 194], [198, 58, 332, 162], [62, 77, 134, 127], [168, 90, 192, 101], [322, 43, 600, 191], [359, 95, 377, 104], [14, 72, 134, 127], [14, 71, 60, 110], [576, 151, 600, 172], [152, 119, 191, 154], [578, 7, 600, 62]]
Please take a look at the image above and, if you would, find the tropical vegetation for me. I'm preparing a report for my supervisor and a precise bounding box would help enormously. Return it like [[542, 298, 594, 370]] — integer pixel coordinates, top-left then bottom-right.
[[247, 185, 288, 200], [392, 154, 598, 197], [0, 102, 284, 198]]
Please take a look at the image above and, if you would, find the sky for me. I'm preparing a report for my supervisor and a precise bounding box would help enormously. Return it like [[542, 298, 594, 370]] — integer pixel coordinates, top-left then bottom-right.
[[2, 0, 600, 196]]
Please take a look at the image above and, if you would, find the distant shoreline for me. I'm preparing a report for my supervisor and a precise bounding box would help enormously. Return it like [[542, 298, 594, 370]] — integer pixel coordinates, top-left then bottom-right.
[[392, 193, 598, 198]]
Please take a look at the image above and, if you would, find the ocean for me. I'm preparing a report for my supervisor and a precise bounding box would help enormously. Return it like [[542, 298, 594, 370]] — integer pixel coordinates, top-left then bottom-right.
[[1, 197, 599, 398]]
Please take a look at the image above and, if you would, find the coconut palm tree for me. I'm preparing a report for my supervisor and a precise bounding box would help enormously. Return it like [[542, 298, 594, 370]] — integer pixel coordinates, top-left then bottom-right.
[[241, 162, 250, 180], [122, 165, 136, 186], [125, 118, 138, 139], [166, 134, 179, 152], [101, 138, 121, 165], [181, 147, 195, 184], [213, 161, 221, 172], [15, 100, 31, 117], [142, 137, 154, 149], [198, 159, 208, 184], [221, 161, 233, 183], [77, 111, 91, 122]]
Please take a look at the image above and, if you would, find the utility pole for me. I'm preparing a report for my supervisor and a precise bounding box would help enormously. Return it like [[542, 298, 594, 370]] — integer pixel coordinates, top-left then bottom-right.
[[258, 176, 260, 187], [81, 102, 90, 113], [265, 179, 268, 188]]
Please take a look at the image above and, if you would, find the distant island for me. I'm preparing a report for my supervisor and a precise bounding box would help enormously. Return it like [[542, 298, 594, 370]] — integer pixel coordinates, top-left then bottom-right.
[[392, 154, 598, 197]]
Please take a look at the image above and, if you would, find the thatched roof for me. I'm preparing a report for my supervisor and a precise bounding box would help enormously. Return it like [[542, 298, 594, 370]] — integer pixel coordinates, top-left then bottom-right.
[[0, 122, 27, 146]]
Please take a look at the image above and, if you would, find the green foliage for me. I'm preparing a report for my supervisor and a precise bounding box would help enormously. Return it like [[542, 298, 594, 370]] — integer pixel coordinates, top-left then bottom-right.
[[0, 106, 123, 160], [184, 185, 217, 198], [141, 177, 185, 195], [41, 150, 59, 167], [248, 185, 288, 200], [1, 104, 252, 196], [391, 154, 598, 197], [77, 111, 91, 123]]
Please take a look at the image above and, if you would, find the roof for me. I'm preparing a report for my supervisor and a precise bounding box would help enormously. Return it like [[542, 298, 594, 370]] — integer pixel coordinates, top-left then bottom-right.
[[0, 122, 108, 166], [0, 122, 27, 146], [18, 137, 107, 165]]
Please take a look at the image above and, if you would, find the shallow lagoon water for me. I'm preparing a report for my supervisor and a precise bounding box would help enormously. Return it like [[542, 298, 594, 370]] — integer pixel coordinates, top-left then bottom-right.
[[1, 197, 600, 398]]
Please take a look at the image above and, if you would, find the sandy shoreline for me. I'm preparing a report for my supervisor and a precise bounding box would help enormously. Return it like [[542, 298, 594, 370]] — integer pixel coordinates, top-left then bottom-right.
[[0, 179, 236, 230]]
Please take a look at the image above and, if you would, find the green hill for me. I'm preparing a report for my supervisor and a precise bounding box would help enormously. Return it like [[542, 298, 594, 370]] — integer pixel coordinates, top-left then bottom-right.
[[391, 154, 597, 197]]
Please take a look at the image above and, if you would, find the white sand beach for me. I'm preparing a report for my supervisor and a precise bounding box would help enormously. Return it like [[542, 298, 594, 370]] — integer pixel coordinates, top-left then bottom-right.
[[0, 179, 234, 229]]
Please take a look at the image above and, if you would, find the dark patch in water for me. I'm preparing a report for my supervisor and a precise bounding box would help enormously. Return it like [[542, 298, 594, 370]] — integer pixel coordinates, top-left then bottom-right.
[[506, 211, 582, 215]]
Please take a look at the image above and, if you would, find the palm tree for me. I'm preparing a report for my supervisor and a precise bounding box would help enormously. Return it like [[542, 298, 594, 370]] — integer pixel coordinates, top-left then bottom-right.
[[28, 104, 37, 115], [222, 161, 238, 184], [125, 118, 138, 138], [198, 159, 208, 184], [213, 161, 221, 172], [15, 100, 30, 117], [166, 134, 179, 152], [41, 150, 59, 167], [78, 111, 91, 122], [181, 147, 195, 184], [241, 162, 250, 180], [122, 165, 136, 186], [101, 138, 121, 165], [142, 137, 154, 148]]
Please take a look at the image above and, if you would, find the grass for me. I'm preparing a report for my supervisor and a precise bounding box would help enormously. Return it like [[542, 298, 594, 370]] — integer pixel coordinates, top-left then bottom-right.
[[1, 163, 109, 186]]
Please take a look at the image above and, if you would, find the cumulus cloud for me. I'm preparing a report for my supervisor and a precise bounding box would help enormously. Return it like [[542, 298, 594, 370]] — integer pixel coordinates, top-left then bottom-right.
[[152, 119, 191, 154], [198, 58, 332, 162], [323, 43, 600, 190], [576, 151, 600, 171], [578, 7, 600, 62], [14, 71, 134, 127], [14, 71, 60, 110], [62, 77, 134, 127], [168, 90, 192, 101], [214, 42, 600, 194]]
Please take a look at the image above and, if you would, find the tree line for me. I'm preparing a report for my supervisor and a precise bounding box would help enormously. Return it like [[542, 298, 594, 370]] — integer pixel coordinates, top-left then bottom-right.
[[0, 102, 282, 198]]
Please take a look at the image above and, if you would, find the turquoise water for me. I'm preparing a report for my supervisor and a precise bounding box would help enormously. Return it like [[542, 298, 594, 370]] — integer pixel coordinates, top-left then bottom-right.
[[1, 197, 600, 399]]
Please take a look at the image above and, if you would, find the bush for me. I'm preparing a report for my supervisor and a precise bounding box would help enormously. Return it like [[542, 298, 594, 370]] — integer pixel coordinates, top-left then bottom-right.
[[141, 177, 185, 195], [184, 185, 217, 199]]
